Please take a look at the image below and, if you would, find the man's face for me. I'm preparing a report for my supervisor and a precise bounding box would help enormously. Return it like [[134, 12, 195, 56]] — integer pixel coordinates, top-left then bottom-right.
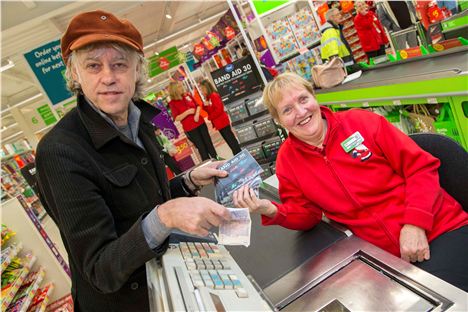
[[72, 47, 138, 125], [330, 10, 344, 25]]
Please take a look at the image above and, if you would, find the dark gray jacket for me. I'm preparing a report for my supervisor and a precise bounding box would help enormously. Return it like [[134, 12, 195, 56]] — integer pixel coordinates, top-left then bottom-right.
[[36, 94, 190, 311]]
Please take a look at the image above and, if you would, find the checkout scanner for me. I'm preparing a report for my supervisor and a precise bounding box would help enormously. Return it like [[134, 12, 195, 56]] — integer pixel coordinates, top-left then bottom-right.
[[147, 176, 467, 311]]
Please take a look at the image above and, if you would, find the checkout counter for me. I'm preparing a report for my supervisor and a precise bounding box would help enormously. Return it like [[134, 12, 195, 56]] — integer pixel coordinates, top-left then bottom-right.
[[147, 48, 467, 311]]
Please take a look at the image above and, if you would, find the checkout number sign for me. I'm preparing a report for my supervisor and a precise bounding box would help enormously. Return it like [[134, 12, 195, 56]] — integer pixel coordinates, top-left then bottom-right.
[[210, 55, 262, 105]]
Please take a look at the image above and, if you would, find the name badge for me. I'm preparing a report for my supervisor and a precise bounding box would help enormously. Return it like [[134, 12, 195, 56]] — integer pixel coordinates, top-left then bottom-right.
[[341, 131, 364, 153]]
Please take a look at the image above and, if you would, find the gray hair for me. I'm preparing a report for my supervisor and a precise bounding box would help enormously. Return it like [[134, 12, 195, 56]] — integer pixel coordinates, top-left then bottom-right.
[[64, 42, 147, 101], [325, 8, 340, 22]]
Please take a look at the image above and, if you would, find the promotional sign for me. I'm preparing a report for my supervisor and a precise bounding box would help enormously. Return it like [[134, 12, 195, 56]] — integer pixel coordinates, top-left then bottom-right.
[[399, 47, 423, 59], [148, 46, 181, 77], [24, 40, 73, 105], [210, 55, 262, 105], [20, 102, 58, 132], [151, 100, 180, 139], [252, 0, 290, 15]]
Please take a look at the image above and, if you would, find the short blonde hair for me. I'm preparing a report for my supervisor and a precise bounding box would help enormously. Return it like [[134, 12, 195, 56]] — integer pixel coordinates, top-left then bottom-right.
[[168, 81, 183, 100], [262, 72, 315, 120], [65, 42, 147, 101]]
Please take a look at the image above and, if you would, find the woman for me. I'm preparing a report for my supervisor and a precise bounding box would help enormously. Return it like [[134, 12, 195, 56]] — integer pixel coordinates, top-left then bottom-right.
[[354, 1, 389, 59], [233, 72, 468, 291], [168, 81, 218, 161], [199, 79, 241, 156]]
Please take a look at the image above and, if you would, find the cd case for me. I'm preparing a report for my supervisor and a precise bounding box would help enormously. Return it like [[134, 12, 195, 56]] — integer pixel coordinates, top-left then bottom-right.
[[215, 149, 264, 207]]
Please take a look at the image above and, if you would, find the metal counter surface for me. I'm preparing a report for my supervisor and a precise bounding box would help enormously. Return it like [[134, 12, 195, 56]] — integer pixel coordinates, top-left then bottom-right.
[[264, 235, 468, 311], [199, 184, 347, 290], [315, 47, 468, 95]]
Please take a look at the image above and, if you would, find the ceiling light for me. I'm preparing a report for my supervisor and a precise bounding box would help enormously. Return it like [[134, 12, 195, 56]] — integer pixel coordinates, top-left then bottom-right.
[[165, 13, 172, 19], [0, 59, 15, 73], [154, 51, 159, 55]]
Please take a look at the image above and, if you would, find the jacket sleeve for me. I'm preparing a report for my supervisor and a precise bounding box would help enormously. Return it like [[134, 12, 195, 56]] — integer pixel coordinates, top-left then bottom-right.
[[210, 93, 225, 117], [374, 115, 442, 231], [262, 163, 322, 231], [321, 29, 340, 59], [36, 141, 168, 294], [168, 100, 180, 119]]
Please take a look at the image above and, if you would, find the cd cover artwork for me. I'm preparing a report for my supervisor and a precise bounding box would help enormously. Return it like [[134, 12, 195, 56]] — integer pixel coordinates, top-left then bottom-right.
[[215, 150, 264, 206]]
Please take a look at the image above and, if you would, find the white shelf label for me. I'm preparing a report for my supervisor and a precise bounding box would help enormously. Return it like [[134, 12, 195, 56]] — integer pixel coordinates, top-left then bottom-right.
[[393, 100, 402, 105], [427, 98, 438, 104], [362, 102, 369, 107], [340, 103, 348, 108]]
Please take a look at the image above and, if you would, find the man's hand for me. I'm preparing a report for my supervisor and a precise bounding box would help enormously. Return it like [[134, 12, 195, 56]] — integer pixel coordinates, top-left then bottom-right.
[[189, 161, 228, 187], [158, 197, 230, 236], [233, 185, 277, 218], [400, 224, 430, 263]]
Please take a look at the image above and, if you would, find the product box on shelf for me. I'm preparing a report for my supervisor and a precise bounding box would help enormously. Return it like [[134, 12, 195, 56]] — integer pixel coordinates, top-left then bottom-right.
[[245, 142, 266, 162], [263, 136, 283, 161], [245, 98, 266, 116], [227, 101, 249, 123], [260, 163, 273, 180], [254, 116, 277, 137], [269, 162, 277, 175], [234, 122, 257, 144]]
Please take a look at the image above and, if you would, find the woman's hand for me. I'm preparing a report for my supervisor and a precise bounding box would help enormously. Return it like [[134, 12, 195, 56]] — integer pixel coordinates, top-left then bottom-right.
[[189, 161, 227, 187], [399, 224, 430, 263], [233, 185, 277, 218], [186, 108, 196, 115]]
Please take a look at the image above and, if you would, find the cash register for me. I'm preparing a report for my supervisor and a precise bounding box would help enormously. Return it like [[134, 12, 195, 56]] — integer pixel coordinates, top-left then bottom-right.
[[146, 241, 272, 311]]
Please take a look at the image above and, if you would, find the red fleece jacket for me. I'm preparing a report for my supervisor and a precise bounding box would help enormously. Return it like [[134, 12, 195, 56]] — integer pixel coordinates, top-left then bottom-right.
[[263, 107, 467, 256]]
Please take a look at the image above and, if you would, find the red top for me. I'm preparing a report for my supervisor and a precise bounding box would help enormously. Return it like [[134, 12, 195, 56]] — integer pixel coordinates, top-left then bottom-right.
[[168, 93, 205, 132], [263, 107, 468, 257], [354, 11, 389, 52], [204, 93, 230, 130]]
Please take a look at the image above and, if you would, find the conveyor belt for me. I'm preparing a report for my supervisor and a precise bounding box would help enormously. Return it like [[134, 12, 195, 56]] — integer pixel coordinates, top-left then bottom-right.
[[315, 46, 468, 93]]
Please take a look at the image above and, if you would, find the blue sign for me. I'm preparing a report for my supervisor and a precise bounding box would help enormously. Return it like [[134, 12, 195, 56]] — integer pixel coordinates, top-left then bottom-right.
[[24, 40, 73, 105]]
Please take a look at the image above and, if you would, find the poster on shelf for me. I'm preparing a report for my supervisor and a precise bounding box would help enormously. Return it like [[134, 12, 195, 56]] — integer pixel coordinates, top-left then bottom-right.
[[151, 100, 180, 140], [210, 55, 262, 105]]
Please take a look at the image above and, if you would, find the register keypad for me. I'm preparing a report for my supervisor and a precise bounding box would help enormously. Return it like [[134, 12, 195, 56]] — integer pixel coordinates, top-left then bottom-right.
[[179, 242, 246, 297]]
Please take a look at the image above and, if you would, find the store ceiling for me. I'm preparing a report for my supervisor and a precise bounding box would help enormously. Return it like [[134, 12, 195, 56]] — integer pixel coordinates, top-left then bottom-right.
[[1, 1, 230, 143]]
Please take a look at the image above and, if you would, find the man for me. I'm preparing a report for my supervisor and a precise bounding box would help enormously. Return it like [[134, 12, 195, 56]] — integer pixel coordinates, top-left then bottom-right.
[[376, 0, 419, 50], [35, 10, 230, 311], [320, 8, 354, 65]]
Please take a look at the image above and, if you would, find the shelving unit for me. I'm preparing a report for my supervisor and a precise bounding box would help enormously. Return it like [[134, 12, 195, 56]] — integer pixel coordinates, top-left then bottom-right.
[[225, 91, 286, 179], [341, 11, 368, 63], [2, 198, 71, 308], [1, 253, 37, 311]]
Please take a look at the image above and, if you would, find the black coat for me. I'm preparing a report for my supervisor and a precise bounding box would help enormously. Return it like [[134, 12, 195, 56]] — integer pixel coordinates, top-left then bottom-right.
[[36, 95, 190, 311]]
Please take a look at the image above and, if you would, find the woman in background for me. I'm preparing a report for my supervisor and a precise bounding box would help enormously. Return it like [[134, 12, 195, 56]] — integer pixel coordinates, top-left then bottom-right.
[[168, 81, 218, 161], [354, 0, 389, 59], [200, 79, 241, 156]]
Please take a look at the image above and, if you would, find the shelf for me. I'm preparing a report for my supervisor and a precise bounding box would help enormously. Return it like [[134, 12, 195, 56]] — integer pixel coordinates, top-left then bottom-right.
[[231, 110, 269, 127], [1, 242, 23, 272], [240, 132, 279, 147], [278, 39, 321, 63], [8, 267, 45, 312], [348, 37, 360, 45], [1, 255, 37, 311]]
